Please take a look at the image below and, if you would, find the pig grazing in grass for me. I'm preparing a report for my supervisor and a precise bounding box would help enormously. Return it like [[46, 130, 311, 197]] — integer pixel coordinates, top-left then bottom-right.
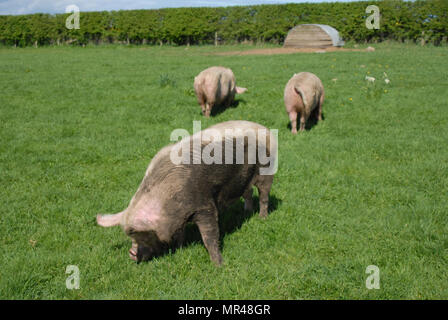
[[97, 120, 276, 266], [194, 66, 247, 117], [284, 72, 324, 134]]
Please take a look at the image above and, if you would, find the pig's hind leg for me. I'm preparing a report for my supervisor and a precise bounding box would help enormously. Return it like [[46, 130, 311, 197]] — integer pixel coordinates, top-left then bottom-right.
[[299, 113, 306, 132], [288, 111, 298, 134], [193, 204, 223, 266]]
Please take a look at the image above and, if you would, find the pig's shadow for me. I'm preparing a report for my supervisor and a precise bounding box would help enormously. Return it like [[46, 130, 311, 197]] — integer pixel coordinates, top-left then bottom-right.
[[207, 98, 245, 117], [286, 110, 325, 131], [184, 194, 281, 248]]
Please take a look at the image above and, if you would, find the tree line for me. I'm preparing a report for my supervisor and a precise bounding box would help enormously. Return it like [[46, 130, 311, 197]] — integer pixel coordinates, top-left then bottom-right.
[[0, 0, 446, 47]]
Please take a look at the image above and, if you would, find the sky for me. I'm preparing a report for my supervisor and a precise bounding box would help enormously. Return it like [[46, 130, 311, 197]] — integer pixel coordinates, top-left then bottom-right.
[[0, 0, 369, 15]]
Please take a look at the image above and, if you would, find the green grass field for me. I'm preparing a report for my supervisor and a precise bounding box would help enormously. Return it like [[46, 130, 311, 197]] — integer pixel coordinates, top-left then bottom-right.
[[0, 43, 447, 299]]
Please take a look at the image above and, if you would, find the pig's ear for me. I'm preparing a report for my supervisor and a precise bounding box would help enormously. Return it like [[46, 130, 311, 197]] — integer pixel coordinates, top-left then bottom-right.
[[97, 211, 124, 227], [236, 86, 247, 94]]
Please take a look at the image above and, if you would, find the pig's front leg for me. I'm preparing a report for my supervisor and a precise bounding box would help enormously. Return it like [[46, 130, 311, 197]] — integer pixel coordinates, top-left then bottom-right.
[[172, 227, 186, 249], [243, 186, 254, 212], [193, 206, 222, 266], [255, 174, 274, 219], [204, 103, 212, 118]]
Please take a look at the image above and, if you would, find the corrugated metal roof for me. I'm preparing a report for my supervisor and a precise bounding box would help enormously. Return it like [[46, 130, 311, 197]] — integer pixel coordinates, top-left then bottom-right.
[[288, 24, 345, 47]]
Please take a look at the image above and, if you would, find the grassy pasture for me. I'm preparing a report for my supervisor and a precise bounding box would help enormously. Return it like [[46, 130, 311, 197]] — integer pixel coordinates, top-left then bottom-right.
[[0, 43, 447, 299]]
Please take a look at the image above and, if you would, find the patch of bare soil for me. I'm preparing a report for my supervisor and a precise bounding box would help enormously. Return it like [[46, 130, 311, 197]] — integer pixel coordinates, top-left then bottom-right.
[[211, 47, 364, 56]]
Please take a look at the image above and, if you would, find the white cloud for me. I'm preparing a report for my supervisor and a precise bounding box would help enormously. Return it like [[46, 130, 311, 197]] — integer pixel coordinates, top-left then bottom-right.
[[0, 0, 366, 15]]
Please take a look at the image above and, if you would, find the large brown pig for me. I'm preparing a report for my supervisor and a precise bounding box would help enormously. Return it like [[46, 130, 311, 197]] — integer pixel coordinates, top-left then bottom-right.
[[194, 66, 247, 117], [97, 120, 276, 266], [284, 72, 324, 134]]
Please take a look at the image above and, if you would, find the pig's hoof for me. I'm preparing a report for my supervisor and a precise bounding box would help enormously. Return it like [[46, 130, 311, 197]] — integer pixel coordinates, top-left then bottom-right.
[[244, 202, 254, 212], [259, 212, 268, 219], [214, 260, 224, 267], [291, 129, 298, 135], [212, 255, 223, 267]]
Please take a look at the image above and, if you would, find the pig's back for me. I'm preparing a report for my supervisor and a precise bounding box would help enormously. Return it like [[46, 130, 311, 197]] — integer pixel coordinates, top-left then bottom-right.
[[174, 121, 273, 206], [196, 121, 274, 206], [196, 67, 235, 102], [291, 72, 323, 93]]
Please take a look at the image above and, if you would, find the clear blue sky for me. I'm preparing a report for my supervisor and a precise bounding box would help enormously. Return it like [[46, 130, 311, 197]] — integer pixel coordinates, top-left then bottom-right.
[[0, 0, 370, 15]]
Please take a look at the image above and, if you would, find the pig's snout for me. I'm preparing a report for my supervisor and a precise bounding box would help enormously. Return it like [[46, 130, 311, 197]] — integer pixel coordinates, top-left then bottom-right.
[[129, 248, 137, 261]]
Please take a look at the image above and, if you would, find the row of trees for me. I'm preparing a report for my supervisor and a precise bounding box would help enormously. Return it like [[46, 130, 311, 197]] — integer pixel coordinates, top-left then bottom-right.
[[0, 0, 446, 47]]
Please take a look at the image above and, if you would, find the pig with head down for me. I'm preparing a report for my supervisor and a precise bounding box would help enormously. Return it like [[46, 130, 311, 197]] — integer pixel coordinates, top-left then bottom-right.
[[284, 72, 325, 134], [194, 66, 247, 117], [97, 120, 276, 266]]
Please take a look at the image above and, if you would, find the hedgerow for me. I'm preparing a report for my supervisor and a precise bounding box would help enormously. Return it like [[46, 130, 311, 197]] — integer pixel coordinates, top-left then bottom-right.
[[0, 0, 446, 47]]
